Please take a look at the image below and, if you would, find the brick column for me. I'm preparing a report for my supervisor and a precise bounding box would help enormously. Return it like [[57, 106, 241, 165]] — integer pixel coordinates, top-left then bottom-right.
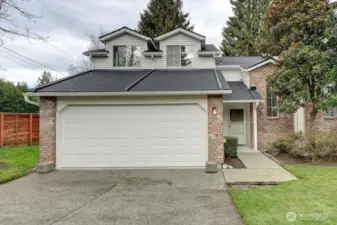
[[208, 95, 224, 163], [39, 97, 57, 164]]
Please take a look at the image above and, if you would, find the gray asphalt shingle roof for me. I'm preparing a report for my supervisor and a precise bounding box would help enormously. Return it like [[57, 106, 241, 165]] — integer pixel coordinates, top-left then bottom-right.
[[215, 56, 267, 69], [201, 44, 220, 52], [130, 69, 228, 92], [30, 69, 230, 93], [224, 82, 263, 101]]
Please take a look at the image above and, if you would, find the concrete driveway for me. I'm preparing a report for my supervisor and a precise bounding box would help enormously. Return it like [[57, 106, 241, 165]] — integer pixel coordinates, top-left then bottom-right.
[[0, 170, 243, 225]]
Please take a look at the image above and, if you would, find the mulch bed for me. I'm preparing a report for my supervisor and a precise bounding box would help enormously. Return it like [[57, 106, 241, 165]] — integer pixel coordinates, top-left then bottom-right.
[[0, 162, 8, 170], [276, 153, 337, 167], [224, 157, 246, 169]]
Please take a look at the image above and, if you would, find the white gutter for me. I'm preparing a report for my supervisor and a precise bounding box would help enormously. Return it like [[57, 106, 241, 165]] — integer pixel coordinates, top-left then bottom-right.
[[216, 65, 242, 69], [24, 94, 39, 106], [223, 99, 263, 103], [25, 90, 232, 97]]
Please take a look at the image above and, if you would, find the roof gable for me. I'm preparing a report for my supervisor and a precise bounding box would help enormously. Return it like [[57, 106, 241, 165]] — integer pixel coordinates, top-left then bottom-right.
[[99, 27, 152, 42], [215, 56, 277, 70], [154, 28, 205, 41]]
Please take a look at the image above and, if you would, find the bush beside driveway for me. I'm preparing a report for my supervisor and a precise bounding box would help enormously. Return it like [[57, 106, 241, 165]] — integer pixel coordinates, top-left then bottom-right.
[[229, 165, 337, 225], [0, 145, 38, 184]]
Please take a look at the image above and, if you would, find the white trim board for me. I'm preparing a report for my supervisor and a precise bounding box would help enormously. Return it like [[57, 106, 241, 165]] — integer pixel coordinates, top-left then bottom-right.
[[100, 27, 151, 42], [224, 100, 263, 103], [155, 28, 205, 41], [244, 59, 277, 72], [25, 90, 232, 97]]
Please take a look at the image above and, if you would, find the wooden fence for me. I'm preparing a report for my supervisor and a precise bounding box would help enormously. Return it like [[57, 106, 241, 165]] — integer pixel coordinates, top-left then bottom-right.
[[0, 113, 39, 147]]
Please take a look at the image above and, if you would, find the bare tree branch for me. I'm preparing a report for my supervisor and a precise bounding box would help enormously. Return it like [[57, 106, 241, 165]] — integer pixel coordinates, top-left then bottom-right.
[[0, 0, 47, 45]]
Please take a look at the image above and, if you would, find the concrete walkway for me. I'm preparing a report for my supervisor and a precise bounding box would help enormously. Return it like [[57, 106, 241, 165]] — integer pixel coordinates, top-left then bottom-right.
[[223, 151, 297, 185]]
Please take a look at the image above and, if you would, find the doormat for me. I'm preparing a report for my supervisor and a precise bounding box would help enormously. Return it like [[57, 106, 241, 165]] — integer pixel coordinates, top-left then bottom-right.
[[0, 162, 8, 169]]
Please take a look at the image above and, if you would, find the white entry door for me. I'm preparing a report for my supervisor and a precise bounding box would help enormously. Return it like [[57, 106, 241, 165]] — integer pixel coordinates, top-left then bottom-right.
[[229, 109, 246, 145]]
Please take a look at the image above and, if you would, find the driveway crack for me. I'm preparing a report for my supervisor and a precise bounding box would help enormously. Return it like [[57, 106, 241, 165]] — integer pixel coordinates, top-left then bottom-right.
[[46, 172, 129, 225]]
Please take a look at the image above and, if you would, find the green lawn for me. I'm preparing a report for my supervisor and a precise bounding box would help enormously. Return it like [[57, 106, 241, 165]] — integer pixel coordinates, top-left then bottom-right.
[[230, 165, 337, 225], [0, 145, 39, 184]]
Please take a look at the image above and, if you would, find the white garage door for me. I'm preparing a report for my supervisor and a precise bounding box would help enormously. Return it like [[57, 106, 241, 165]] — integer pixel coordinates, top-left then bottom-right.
[[57, 104, 207, 168]]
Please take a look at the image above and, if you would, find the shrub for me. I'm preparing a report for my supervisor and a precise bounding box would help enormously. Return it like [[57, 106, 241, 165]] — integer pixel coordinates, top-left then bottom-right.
[[290, 132, 337, 161], [224, 136, 238, 158], [269, 133, 300, 155], [273, 138, 293, 153]]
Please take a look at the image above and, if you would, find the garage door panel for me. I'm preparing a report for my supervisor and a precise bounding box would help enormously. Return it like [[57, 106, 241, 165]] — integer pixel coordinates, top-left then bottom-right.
[[58, 104, 207, 168]]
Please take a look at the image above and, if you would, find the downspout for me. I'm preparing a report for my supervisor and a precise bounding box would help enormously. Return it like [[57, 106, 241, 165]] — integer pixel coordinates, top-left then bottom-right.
[[151, 53, 155, 70], [24, 94, 39, 107]]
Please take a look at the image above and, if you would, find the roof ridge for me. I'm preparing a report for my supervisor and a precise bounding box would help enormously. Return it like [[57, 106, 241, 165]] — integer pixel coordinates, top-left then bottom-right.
[[213, 70, 222, 90], [125, 70, 154, 91], [31, 70, 93, 92], [247, 85, 258, 99]]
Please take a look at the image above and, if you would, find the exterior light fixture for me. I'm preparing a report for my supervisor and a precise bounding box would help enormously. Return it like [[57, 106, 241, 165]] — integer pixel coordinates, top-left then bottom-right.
[[212, 107, 217, 115]]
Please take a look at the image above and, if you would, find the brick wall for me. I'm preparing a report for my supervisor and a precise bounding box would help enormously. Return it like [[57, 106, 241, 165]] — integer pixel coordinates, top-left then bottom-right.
[[39, 97, 57, 163], [305, 104, 337, 132], [208, 95, 224, 163], [250, 64, 293, 149]]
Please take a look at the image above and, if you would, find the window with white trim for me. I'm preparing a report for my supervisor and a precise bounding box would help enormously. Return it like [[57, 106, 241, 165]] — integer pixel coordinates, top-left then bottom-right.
[[113, 45, 141, 67], [267, 85, 278, 117], [167, 45, 194, 67], [326, 108, 337, 117]]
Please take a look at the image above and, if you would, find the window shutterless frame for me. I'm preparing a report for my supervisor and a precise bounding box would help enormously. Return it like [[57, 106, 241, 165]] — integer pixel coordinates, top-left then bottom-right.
[[166, 45, 194, 67], [266, 85, 278, 118], [113, 45, 141, 67]]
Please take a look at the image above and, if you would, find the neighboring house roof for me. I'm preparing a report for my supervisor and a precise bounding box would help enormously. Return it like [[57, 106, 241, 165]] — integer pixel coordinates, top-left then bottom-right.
[[215, 56, 269, 69], [224, 82, 263, 102], [29, 69, 230, 93], [154, 27, 205, 41]]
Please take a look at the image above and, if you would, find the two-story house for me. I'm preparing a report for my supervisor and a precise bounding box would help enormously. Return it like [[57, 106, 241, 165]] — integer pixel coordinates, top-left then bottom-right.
[[26, 26, 337, 171]]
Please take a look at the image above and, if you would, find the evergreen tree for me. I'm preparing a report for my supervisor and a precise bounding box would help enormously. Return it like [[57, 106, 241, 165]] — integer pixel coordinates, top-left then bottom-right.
[[259, 0, 332, 56], [220, 0, 270, 56], [262, 0, 336, 124], [137, 0, 194, 39], [35, 71, 56, 87], [0, 79, 38, 113]]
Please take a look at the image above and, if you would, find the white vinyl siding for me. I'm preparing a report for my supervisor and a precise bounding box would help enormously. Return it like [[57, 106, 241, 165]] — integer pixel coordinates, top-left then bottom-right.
[[220, 69, 243, 81], [56, 96, 208, 169], [92, 32, 215, 69], [92, 34, 154, 69], [154, 33, 215, 69], [294, 107, 305, 133]]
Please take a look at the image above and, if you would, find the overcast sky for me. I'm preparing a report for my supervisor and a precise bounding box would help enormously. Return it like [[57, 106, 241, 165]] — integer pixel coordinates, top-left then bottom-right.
[[0, 0, 233, 86]]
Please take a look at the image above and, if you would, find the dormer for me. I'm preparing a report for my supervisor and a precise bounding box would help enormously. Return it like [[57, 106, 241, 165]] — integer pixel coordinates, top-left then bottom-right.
[[153, 28, 220, 68], [83, 26, 220, 70]]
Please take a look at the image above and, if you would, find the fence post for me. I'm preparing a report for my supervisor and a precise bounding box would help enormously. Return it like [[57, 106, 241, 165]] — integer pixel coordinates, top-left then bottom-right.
[[0, 113, 3, 147], [29, 114, 33, 145], [15, 115, 18, 145]]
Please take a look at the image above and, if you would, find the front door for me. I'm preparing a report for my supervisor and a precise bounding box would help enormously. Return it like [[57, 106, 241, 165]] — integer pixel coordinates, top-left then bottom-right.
[[229, 109, 246, 145]]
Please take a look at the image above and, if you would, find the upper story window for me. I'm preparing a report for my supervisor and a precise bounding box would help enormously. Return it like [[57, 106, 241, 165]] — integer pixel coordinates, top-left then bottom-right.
[[267, 85, 278, 118], [167, 45, 194, 67], [113, 46, 141, 67], [326, 108, 337, 117]]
